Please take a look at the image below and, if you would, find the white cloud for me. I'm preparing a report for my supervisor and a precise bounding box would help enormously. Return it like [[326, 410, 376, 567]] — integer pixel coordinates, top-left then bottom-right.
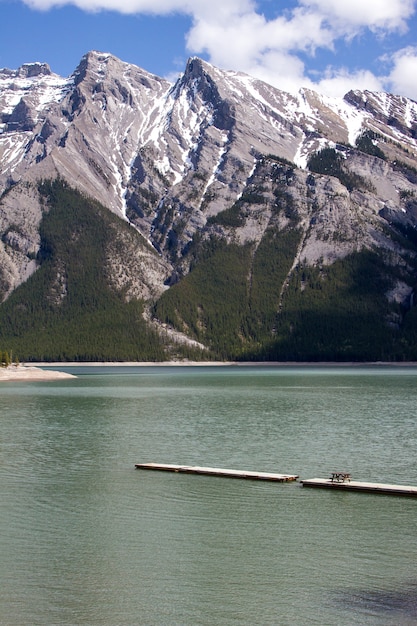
[[244, 51, 312, 95], [316, 68, 384, 98], [299, 0, 415, 33], [24, 0, 254, 14], [185, 0, 417, 97], [385, 46, 417, 99], [185, 6, 335, 93], [19, 0, 417, 98]]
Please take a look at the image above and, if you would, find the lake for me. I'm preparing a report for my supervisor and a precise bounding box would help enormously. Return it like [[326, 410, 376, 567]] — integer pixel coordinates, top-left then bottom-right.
[[1, 365, 416, 625]]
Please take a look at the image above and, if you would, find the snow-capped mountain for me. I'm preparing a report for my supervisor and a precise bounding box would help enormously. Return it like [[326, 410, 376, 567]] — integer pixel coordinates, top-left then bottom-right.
[[1, 51, 417, 361], [2, 52, 417, 226], [1, 52, 416, 204]]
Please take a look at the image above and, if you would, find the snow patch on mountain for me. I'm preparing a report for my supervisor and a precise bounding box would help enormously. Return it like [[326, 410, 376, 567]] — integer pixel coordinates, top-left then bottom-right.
[[0, 66, 71, 131], [0, 133, 29, 172], [200, 130, 230, 205]]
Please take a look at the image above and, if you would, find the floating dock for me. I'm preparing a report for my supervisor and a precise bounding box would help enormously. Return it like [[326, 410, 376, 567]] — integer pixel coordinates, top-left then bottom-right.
[[135, 463, 298, 482], [301, 478, 417, 497]]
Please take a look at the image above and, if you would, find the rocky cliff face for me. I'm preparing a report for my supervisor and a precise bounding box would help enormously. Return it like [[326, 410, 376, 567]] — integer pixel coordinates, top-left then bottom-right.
[[1, 51, 417, 352]]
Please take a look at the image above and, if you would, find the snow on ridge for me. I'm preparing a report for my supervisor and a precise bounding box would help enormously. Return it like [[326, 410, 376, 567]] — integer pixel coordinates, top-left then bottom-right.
[[370, 91, 393, 117], [149, 78, 217, 187], [404, 100, 417, 127], [225, 72, 298, 128], [0, 71, 72, 117], [300, 90, 367, 144], [199, 130, 230, 206], [175, 88, 210, 169], [292, 90, 316, 123], [0, 133, 30, 171], [325, 97, 367, 146], [294, 136, 329, 170], [234, 74, 276, 108], [234, 159, 257, 202]]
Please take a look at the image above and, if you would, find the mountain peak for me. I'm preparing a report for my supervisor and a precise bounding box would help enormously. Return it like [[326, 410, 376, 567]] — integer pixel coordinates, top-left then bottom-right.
[[18, 62, 52, 78], [184, 57, 214, 79], [72, 50, 113, 84], [0, 62, 52, 79]]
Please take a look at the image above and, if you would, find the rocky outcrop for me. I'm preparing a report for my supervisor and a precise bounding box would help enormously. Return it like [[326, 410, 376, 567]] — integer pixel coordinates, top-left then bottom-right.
[[1, 51, 417, 311]]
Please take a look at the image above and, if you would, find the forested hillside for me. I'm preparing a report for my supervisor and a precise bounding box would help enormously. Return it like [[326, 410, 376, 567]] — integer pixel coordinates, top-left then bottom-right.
[[0, 182, 199, 361], [1, 178, 416, 362]]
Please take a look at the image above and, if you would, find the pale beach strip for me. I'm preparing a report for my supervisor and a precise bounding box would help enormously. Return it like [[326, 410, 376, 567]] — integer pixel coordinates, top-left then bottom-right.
[[0, 365, 76, 382]]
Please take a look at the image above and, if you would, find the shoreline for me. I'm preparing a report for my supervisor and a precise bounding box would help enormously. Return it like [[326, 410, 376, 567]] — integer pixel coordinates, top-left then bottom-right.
[[2, 361, 416, 382], [0, 364, 77, 382], [29, 360, 417, 367]]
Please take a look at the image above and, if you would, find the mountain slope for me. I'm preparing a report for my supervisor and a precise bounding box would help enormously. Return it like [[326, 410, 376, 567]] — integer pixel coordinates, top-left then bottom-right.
[[0, 180, 184, 361], [1, 52, 417, 360]]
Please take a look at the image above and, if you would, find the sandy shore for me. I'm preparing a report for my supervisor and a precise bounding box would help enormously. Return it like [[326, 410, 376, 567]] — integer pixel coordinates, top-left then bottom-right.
[[0, 364, 77, 382]]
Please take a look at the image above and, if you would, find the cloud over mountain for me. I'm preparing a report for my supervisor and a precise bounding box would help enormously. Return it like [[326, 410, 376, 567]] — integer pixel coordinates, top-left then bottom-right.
[[19, 0, 417, 97]]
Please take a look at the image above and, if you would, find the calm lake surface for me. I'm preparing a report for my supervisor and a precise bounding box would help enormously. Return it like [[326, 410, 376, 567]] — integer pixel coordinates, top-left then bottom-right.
[[1, 365, 416, 625]]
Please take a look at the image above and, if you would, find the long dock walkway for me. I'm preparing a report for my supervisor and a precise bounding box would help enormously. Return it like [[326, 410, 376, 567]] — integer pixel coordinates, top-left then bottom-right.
[[135, 462, 298, 482], [301, 478, 417, 496]]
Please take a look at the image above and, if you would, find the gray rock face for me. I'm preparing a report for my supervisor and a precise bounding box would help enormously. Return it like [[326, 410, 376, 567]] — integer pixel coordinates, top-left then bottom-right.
[[1, 51, 417, 305]]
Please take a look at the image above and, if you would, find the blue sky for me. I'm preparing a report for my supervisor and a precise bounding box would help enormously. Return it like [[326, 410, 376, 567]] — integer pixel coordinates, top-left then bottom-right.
[[1, 0, 417, 98]]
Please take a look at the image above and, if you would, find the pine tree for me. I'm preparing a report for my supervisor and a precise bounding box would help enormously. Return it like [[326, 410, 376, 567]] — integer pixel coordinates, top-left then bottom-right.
[[1, 351, 11, 367]]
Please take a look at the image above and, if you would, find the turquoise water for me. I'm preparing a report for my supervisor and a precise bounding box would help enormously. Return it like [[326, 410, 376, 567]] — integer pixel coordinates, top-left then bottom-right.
[[0, 366, 416, 625]]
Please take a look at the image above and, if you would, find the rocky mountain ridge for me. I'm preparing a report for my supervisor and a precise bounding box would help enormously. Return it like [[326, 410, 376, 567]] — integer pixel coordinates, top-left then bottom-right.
[[1, 51, 417, 360]]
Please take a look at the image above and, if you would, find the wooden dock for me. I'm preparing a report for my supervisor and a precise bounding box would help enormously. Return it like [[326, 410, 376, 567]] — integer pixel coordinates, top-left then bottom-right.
[[301, 478, 417, 497], [135, 463, 299, 482]]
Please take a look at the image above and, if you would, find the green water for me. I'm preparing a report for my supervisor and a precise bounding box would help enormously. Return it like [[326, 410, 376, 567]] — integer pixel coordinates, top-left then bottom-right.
[[0, 366, 416, 625]]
